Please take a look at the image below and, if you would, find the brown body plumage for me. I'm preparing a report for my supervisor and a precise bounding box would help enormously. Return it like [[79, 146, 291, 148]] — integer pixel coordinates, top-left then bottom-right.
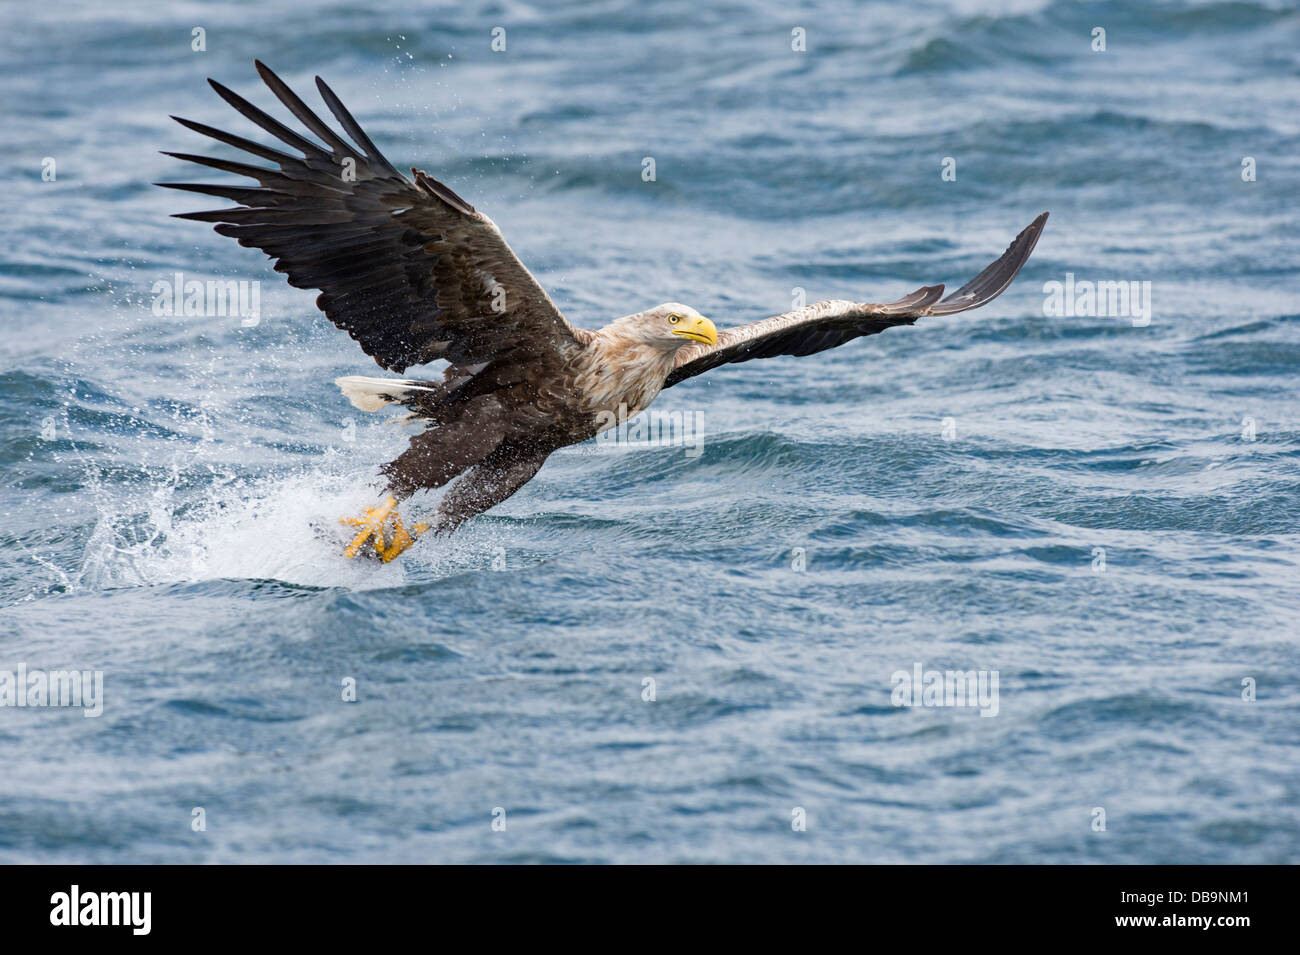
[[162, 62, 1048, 558]]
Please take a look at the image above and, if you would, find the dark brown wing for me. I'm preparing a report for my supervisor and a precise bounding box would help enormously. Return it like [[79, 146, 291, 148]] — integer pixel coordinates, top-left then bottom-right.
[[665, 212, 1048, 388], [159, 61, 582, 374]]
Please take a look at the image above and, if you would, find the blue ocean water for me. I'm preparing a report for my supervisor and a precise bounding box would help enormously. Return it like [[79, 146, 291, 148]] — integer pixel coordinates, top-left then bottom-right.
[[2, 0, 1298, 864]]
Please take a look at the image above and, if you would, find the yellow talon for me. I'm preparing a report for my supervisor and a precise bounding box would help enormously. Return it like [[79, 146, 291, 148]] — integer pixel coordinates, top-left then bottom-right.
[[339, 496, 428, 561], [340, 495, 397, 559]]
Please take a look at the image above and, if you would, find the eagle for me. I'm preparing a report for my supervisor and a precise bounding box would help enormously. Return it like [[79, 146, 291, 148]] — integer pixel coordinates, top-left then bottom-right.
[[162, 62, 1048, 561]]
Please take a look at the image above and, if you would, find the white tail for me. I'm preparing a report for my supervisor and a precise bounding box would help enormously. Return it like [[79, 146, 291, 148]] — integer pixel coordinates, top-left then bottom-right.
[[334, 376, 434, 413]]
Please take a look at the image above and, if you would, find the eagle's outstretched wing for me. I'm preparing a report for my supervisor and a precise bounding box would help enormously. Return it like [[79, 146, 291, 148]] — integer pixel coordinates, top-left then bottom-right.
[[159, 60, 581, 375], [665, 212, 1048, 388]]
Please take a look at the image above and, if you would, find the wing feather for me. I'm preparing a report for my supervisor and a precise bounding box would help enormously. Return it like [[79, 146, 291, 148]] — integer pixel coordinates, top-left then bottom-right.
[[665, 212, 1047, 388], [159, 61, 580, 375]]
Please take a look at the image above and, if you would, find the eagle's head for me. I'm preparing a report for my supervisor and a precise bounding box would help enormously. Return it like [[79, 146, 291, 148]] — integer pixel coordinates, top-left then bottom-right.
[[624, 303, 718, 350]]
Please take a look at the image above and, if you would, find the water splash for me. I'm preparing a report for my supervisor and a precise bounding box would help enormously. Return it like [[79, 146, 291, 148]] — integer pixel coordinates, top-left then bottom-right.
[[73, 464, 442, 591]]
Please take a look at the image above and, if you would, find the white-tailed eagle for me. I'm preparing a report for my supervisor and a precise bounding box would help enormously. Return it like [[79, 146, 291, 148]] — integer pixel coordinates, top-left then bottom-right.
[[162, 62, 1048, 560]]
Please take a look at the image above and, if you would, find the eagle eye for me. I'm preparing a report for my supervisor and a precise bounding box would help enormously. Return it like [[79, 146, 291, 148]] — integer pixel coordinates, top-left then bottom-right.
[[668, 314, 681, 324]]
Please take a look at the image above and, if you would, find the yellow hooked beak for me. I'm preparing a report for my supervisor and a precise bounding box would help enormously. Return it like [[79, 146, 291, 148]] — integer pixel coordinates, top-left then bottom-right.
[[671, 315, 717, 346]]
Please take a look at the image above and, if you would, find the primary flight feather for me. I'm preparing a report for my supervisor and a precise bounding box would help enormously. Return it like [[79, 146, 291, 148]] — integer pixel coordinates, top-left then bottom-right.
[[161, 61, 1048, 560]]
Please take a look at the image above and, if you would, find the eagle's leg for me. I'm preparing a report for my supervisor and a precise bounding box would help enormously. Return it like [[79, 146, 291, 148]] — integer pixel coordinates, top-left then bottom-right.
[[342, 448, 543, 562], [339, 398, 511, 561], [425, 447, 549, 538]]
